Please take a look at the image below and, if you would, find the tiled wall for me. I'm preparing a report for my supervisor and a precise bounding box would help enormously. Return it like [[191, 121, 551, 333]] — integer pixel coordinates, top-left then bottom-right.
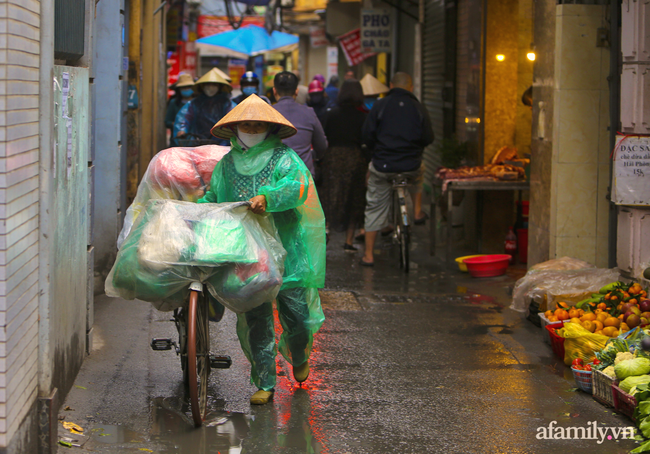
[[550, 4, 610, 267], [0, 0, 41, 447]]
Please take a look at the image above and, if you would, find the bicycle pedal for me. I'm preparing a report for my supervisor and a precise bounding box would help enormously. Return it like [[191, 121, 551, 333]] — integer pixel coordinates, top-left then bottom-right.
[[209, 355, 232, 369], [151, 338, 175, 351]]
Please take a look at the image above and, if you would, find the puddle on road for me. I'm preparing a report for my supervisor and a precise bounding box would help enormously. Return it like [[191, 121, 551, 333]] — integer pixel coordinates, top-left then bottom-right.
[[89, 390, 326, 453]]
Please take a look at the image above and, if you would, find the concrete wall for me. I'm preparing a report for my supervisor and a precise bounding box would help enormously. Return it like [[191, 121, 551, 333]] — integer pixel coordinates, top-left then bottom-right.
[[93, 0, 127, 288], [548, 4, 610, 267], [0, 0, 42, 450], [528, 0, 555, 266]]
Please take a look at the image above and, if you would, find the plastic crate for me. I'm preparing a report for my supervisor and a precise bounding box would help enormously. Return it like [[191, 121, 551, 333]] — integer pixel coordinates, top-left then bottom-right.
[[612, 384, 637, 422], [592, 369, 617, 407], [571, 367, 593, 393], [538, 313, 568, 345], [545, 323, 566, 359]]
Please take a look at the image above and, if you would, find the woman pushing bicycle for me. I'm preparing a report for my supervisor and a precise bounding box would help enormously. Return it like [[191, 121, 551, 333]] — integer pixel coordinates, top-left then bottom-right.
[[197, 94, 326, 405]]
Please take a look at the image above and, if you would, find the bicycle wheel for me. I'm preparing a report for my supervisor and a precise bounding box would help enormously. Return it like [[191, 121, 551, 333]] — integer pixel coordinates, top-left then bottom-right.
[[174, 308, 189, 388], [394, 189, 410, 272], [187, 289, 210, 427]]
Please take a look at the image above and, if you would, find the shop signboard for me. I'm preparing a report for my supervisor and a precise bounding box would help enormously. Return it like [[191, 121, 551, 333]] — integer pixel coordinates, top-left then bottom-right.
[[360, 9, 391, 54], [327, 46, 338, 79], [310, 26, 329, 48], [197, 15, 266, 38], [338, 28, 374, 67], [264, 65, 284, 89], [613, 134, 650, 206], [228, 58, 248, 89]]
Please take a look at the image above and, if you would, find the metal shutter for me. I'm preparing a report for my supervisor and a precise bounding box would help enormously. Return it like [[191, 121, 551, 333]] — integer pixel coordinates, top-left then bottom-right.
[[55, 0, 86, 60], [421, 0, 445, 187]]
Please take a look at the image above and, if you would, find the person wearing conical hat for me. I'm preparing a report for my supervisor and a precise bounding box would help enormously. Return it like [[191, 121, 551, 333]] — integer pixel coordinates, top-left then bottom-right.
[[173, 68, 235, 146], [197, 94, 326, 405], [165, 73, 195, 146], [359, 73, 389, 112]]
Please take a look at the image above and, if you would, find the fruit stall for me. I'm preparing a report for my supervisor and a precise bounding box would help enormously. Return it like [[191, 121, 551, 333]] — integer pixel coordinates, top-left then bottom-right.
[[537, 279, 650, 451]]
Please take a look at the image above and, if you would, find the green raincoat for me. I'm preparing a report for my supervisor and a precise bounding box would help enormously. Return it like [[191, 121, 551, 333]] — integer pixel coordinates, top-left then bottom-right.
[[198, 135, 326, 390]]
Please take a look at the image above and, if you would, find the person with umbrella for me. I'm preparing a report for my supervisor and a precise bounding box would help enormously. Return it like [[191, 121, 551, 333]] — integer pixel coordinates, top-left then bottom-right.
[[198, 94, 326, 405], [174, 68, 235, 146]]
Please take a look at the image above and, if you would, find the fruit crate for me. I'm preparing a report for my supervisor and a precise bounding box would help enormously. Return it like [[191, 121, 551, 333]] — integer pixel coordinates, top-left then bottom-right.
[[545, 323, 566, 360], [571, 367, 593, 394], [592, 369, 617, 407], [539, 313, 568, 345], [612, 384, 637, 422]]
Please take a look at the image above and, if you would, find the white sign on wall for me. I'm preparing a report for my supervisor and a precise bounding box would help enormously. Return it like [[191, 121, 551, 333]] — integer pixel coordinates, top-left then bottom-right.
[[613, 135, 650, 206], [327, 46, 338, 79], [360, 9, 391, 54]]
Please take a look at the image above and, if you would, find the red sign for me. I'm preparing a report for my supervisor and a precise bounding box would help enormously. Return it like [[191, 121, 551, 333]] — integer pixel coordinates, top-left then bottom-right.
[[197, 15, 266, 38], [338, 28, 375, 67]]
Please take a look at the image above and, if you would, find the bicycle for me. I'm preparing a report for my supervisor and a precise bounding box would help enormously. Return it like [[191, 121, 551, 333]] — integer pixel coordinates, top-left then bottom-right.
[[391, 174, 412, 273], [149, 201, 255, 427]]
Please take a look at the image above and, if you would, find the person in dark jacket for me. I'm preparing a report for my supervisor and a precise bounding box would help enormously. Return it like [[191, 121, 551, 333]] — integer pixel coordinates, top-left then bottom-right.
[[272, 71, 328, 176], [231, 71, 271, 105], [320, 79, 368, 251], [174, 68, 234, 146], [324, 75, 339, 107], [165, 73, 195, 146], [360, 72, 434, 266], [306, 80, 329, 126]]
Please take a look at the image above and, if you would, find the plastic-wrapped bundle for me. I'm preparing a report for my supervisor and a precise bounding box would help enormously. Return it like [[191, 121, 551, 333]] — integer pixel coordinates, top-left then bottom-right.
[[118, 145, 229, 248], [106, 199, 286, 313]]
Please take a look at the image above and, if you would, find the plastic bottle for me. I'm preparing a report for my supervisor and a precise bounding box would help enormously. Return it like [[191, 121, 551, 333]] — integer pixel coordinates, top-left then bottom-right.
[[505, 227, 517, 265]]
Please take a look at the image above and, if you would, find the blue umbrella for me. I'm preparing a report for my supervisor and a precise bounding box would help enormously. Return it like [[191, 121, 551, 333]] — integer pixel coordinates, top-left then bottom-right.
[[197, 25, 299, 56]]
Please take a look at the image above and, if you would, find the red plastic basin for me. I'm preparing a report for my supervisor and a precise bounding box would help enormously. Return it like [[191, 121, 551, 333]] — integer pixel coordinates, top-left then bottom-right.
[[463, 254, 511, 278]]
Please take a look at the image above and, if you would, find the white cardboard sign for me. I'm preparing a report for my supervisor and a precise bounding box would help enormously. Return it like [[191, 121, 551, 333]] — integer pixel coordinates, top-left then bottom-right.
[[613, 135, 650, 206]]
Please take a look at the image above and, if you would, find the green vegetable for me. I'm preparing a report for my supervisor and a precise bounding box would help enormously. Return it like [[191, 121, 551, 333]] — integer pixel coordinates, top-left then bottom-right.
[[620, 375, 650, 393], [631, 438, 650, 453], [641, 417, 650, 439], [600, 282, 622, 294], [615, 352, 635, 365], [638, 401, 650, 419], [602, 366, 616, 378], [616, 357, 650, 380]]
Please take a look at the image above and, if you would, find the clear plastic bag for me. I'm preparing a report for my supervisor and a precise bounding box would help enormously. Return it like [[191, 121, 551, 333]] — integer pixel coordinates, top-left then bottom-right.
[[511, 257, 619, 312], [118, 145, 229, 248], [106, 199, 287, 313]]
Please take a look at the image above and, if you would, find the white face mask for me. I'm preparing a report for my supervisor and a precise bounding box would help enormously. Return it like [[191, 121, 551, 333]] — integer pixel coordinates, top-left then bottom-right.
[[202, 85, 219, 97], [237, 127, 268, 149]]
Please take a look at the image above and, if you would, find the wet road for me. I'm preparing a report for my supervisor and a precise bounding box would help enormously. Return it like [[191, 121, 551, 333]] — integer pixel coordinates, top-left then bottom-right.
[[59, 223, 640, 453]]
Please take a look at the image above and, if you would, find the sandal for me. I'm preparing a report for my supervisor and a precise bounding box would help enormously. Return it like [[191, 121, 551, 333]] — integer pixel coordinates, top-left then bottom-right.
[[343, 243, 358, 252], [359, 258, 374, 267], [414, 212, 429, 225]]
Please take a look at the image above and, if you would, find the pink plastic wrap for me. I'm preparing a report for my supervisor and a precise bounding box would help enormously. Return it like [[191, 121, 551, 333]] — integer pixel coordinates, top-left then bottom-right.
[[118, 145, 229, 248]]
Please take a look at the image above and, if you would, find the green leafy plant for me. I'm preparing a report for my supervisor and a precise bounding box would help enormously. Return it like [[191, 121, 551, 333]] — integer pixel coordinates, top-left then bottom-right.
[[436, 136, 470, 169]]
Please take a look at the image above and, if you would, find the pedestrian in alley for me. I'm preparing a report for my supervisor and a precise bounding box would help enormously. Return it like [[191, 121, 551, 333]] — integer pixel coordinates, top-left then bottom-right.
[[306, 79, 329, 126], [231, 71, 271, 105], [198, 94, 326, 405], [360, 72, 434, 266], [164, 73, 195, 147], [324, 75, 340, 107], [272, 71, 328, 178], [293, 70, 309, 105], [320, 79, 368, 252], [174, 68, 234, 146], [359, 73, 389, 112]]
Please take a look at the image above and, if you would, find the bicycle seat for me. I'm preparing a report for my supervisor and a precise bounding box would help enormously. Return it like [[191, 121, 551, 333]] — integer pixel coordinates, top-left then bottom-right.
[[392, 174, 411, 186]]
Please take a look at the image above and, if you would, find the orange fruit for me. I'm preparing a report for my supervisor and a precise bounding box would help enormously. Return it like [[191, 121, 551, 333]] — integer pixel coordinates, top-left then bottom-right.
[[579, 309, 585, 316], [570, 317, 582, 325], [611, 295, 619, 302], [630, 298, 638, 305], [581, 313, 597, 321], [595, 309, 603, 314], [545, 310, 553, 318], [604, 317, 621, 328], [602, 326, 616, 337], [548, 315, 558, 322], [569, 309, 580, 319], [557, 302, 569, 309], [582, 320, 595, 333], [597, 313, 609, 323], [617, 303, 624, 311], [597, 303, 607, 310], [555, 309, 569, 321], [612, 329, 620, 337], [595, 329, 604, 335], [620, 323, 630, 332], [594, 320, 604, 331], [619, 314, 625, 320]]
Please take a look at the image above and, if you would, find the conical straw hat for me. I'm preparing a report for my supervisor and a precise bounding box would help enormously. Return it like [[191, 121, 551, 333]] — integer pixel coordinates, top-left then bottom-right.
[[173, 73, 195, 88], [196, 68, 232, 87], [211, 94, 297, 140], [213, 67, 232, 82], [360, 73, 389, 96]]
